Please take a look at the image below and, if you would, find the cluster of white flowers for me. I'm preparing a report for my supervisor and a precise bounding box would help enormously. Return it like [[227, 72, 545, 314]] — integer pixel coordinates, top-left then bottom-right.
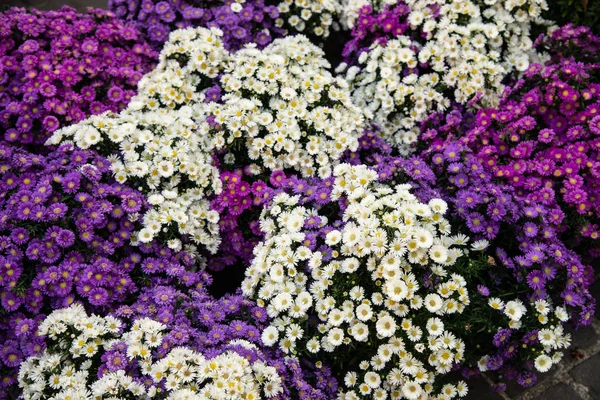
[[207, 35, 364, 179], [346, 36, 448, 154], [47, 27, 228, 252], [243, 164, 474, 399], [344, 0, 549, 152], [18, 304, 123, 399], [484, 297, 572, 374], [277, 0, 339, 38], [19, 305, 284, 400]]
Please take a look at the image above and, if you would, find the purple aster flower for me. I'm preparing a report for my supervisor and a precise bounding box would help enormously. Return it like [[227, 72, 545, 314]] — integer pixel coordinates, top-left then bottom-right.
[[522, 222, 538, 238], [443, 144, 461, 162], [104, 349, 128, 371], [486, 355, 504, 371], [517, 372, 537, 388], [493, 329, 512, 347], [10, 228, 29, 245], [477, 285, 490, 296], [526, 270, 545, 290], [14, 318, 35, 338], [525, 249, 545, 264], [269, 170, 287, 188], [55, 229, 76, 248], [0, 341, 22, 367], [562, 290, 583, 306]]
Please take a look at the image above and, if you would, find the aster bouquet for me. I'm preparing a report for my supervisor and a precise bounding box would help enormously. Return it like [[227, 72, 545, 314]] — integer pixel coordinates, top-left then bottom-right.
[[201, 34, 364, 269], [0, 143, 209, 391], [464, 59, 600, 256], [242, 164, 478, 399], [18, 304, 314, 399], [48, 27, 228, 253], [344, 109, 595, 388], [0, 6, 156, 147], [340, 0, 549, 152]]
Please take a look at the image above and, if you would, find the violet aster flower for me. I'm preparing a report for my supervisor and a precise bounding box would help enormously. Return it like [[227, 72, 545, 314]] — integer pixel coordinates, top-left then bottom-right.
[[54, 229, 75, 248], [493, 329, 512, 347], [477, 285, 490, 297], [102, 347, 129, 372], [517, 372, 537, 388], [0, 342, 22, 368], [526, 270, 546, 290]]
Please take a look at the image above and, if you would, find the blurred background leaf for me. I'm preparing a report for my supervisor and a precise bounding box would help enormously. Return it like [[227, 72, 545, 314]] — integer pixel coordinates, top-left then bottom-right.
[[545, 0, 600, 33]]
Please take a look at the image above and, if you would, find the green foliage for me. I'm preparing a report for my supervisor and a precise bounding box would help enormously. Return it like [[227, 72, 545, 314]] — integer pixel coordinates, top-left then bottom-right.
[[545, 0, 600, 33]]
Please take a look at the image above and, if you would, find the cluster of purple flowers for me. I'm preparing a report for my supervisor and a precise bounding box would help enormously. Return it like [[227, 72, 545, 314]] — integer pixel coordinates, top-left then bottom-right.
[[0, 143, 209, 392], [108, 0, 282, 50], [0, 6, 156, 147], [343, 119, 596, 387], [208, 167, 336, 271], [464, 60, 600, 254], [342, 2, 415, 62], [111, 286, 338, 398], [536, 24, 600, 67]]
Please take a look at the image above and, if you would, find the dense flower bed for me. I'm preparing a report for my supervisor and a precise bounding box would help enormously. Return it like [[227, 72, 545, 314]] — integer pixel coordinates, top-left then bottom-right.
[[1, 2, 599, 400]]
